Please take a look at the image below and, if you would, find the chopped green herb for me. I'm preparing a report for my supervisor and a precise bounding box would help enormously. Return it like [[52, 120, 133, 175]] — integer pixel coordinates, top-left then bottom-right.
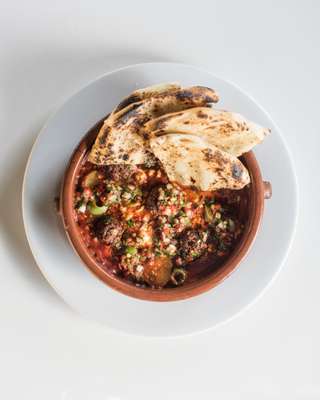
[[127, 219, 135, 227]]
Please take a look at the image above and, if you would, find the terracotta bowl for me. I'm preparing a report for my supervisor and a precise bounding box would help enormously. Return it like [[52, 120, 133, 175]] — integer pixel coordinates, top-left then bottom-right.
[[60, 118, 272, 302]]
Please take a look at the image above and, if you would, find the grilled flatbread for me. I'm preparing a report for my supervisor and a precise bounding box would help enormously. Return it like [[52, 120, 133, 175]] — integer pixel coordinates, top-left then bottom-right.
[[149, 134, 250, 191], [113, 82, 182, 114], [88, 86, 219, 165], [146, 107, 270, 157]]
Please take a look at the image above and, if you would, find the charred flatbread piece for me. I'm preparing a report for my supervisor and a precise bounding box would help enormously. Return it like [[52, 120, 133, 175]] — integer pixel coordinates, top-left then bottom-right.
[[146, 107, 270, 157], [88, 86, 219, 165], [149, 134, 250, 191], [88, 116, 150, 165], [112, 82, 182, 114]]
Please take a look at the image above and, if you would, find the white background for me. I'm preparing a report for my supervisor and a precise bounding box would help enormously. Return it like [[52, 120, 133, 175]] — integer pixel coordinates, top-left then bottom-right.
[[0, 1, 319, 399]]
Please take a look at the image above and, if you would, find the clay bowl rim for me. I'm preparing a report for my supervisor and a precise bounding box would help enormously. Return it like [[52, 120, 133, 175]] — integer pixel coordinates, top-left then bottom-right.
[[60, 121, 270, 302]]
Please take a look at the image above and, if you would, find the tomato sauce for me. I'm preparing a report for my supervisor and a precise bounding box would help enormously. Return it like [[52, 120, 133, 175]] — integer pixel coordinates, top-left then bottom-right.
[[74, 161, 246, 288]]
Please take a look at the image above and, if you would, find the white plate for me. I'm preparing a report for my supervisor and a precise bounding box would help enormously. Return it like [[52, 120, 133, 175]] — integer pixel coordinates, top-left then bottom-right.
[[22, 63, 298, 337]]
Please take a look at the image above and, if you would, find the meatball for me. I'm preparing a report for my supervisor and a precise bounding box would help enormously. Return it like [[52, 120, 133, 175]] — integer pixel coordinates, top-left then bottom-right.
[[92, 216, 124, 245], [145, 185, 163, 210], [105, 164, 135, 183], [177, 228, 208, 265]]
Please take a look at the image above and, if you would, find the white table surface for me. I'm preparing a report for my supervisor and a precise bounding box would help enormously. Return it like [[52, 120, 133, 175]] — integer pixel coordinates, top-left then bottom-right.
[[0, 1, 319, 398]]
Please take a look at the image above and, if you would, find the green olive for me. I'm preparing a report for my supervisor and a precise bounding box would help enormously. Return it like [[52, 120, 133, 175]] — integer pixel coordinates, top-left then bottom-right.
[[125, 246, 137, 255], [87, 201, 107, 216], [171, 268, 187, 286]]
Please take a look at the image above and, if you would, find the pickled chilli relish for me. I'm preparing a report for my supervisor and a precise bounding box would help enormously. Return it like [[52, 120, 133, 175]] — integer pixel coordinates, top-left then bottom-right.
[[74, 161, 245, 288]]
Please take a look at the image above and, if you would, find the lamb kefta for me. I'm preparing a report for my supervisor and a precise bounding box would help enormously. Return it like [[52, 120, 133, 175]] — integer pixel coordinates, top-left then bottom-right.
[[74, 161, 246, 288]]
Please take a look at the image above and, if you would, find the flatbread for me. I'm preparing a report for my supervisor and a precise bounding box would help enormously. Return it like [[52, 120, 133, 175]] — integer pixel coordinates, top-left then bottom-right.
[[145, 107, 270, 157], [88, 86, 219, 165], [112, 83, 182, 114], [149, 134, 250, 191]]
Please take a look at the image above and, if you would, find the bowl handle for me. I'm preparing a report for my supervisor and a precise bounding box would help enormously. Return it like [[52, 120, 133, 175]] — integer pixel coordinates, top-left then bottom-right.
[[55, 196, 62, 215], [263, 181, 272, 199]]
